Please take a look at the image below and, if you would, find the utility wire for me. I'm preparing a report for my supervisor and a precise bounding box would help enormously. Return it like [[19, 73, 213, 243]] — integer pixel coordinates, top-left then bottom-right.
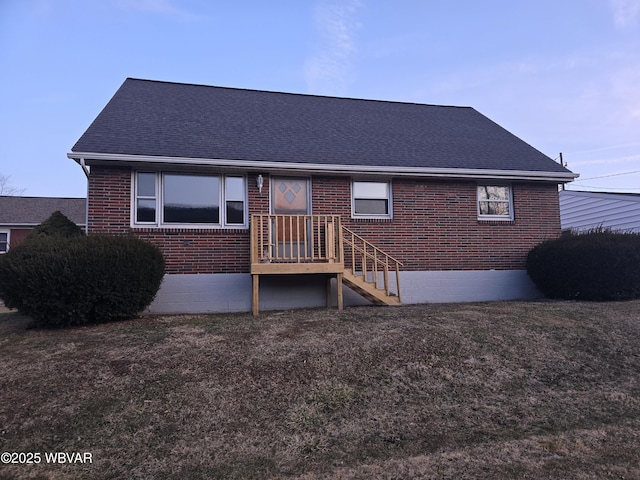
[[573, 169, 640, 181], [568, 184, 640, 191]]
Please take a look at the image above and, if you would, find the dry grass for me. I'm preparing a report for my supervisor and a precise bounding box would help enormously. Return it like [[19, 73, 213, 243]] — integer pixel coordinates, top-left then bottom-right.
[[0, 300, 639, 479]]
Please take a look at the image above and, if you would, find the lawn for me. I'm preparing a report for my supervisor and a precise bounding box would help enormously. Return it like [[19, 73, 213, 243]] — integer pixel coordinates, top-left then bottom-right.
[[1, 301, 639, 479]]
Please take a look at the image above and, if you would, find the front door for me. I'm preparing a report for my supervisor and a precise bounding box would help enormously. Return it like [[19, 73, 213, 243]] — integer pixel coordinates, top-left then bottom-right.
[[271, 177, 311, 259]]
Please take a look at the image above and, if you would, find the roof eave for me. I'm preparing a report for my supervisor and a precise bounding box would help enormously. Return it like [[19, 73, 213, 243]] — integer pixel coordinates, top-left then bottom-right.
[[68, 152, 579, 183], [0, 222, 87, 227]]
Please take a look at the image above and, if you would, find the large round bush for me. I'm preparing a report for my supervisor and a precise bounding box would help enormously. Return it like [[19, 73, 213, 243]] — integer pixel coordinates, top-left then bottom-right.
[[0, 235, 165, 327], [526, 230, 640, 301]]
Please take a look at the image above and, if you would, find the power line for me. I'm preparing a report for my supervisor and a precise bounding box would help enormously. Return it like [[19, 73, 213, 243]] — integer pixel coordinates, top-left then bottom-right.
[[569, 184, 640, 191], [573, 169, 640, 181]]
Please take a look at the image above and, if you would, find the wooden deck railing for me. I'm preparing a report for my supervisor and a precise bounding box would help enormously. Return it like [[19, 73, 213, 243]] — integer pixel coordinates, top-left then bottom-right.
[[251, 214, 342, 265], [342, 226, 403, 302]]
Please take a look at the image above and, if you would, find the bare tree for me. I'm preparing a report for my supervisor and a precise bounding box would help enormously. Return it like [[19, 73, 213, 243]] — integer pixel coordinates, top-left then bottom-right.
[[0, 174, 26, 195]]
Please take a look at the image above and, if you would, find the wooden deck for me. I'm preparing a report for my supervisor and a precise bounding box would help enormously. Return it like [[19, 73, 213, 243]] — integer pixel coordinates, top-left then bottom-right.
[[250, 214, 402, 315], [250, 214, 344, 274]]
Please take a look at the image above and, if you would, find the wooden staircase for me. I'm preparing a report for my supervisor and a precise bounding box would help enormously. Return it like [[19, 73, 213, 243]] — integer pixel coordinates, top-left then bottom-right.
[[250, 215, 402, 314], [341, 225, 402, 306], [342, 269, 402, 306]]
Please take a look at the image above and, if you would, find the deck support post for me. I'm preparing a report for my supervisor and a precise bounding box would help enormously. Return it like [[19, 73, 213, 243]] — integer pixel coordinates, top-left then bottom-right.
[[252, 274, 259, 316], [336, 273, 343, 311]]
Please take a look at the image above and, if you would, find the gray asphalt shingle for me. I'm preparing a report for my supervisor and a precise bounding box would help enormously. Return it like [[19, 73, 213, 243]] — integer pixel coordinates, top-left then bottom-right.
[[0, 196, 86, 225], [72, 78, 572, 175]]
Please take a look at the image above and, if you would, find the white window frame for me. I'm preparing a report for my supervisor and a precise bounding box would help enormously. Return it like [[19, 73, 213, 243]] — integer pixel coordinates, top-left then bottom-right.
[[351, 180, 392, 219], [134, 172, 158, 225], [0, 229, 9, 254], [132, 171, 248, 228], [223, 175, 247, 226], [477, 184, 514, 221]]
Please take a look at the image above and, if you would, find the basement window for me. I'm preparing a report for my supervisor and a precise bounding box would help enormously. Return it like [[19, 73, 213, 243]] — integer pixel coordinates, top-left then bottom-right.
[[477, 185, 513, 220]]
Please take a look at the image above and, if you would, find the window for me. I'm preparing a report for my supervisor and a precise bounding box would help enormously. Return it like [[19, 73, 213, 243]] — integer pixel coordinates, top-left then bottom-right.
[[225, 176, 245, 224], [477, 185, 513, 220], [164, 174, 219, 224], [134, 172, 247, 227], [352, 181, 391, 218], [135, 172, 156, 223], [0, 231, 8, 253]]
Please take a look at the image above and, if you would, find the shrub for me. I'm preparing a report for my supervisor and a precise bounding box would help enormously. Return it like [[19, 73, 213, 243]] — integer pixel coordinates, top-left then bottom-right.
[[0, 235, 165, 327], [526, 230, 640, 301], [24, 210, 84, 243]]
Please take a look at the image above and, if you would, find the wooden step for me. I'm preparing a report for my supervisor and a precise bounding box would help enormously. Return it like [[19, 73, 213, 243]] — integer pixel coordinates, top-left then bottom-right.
[[342, 269, 401, 306]]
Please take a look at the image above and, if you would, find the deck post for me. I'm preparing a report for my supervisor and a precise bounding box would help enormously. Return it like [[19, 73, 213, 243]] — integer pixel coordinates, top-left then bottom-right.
[[326, 276, 332, 308], [250, 215, 258, 264], [384, 264, 390, 296], [337, 218, 344, 265], [252, 274, 259, 316], [336, 273, 343, 311], [326, 222, 335, 263]]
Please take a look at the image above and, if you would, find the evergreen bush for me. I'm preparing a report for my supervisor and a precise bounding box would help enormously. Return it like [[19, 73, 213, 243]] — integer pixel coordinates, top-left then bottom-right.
[[24, 210, 84, 243], [526, 230, 640, 301], [0, 235, 165, 327]]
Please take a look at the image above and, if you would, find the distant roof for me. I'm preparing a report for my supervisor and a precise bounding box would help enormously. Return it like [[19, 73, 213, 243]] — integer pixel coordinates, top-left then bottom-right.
[[559, 190, 640, 232], [0, 196, 86, 226], [70, 78, 576, 181]]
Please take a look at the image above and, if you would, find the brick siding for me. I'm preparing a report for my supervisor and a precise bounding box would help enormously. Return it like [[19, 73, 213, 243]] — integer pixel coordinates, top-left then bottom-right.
[[88, 167, 561, 274], [312, 176, 560, 270]]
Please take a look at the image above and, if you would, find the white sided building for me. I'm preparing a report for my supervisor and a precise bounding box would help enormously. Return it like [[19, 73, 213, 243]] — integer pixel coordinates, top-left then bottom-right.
[[559, 190, 640, 233]]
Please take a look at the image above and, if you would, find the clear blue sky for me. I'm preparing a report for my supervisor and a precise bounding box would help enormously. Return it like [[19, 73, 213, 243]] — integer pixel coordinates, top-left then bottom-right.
[[1, 0, 639, 198]]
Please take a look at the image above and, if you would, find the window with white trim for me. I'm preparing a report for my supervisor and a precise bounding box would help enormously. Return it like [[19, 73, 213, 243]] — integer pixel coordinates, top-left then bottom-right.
[[352, 181, 392, 218], [225, 176, 245, 224], [477, 185, 513, 220], [134, 172, 247, 227], [135, 172, 157, 223], [0, 230, 9, 253]]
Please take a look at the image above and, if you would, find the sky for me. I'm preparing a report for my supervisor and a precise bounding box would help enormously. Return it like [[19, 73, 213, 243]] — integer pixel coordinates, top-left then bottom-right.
[[1, 0, 639, 198]]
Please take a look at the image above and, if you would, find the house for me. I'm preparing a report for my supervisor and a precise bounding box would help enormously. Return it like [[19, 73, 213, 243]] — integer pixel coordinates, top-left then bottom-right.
[[68, 78, 577, 314], [0, 196, 86, 253], [559, 190, 640, 233]]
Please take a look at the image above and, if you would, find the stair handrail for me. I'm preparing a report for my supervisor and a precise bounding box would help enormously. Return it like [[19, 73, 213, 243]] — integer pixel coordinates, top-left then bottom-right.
[[342, 225, 402, 302]]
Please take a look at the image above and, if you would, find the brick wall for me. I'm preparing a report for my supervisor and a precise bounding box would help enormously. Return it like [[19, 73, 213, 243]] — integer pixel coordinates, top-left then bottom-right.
[[311, 176, 561, 271], [88, 167, 560, 274], [88, 167, 269, 274], [7, 229, 31, 249], [88, 166, 131, 234]]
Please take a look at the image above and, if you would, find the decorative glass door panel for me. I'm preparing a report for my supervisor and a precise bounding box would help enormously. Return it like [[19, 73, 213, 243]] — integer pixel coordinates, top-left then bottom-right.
[[273, 178, 309, 214]]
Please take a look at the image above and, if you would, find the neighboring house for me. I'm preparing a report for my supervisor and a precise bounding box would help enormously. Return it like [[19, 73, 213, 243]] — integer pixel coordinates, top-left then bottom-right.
[[0, 196, 86, 253], [559, 190, 640, 233], [68, 78, 577, 314]]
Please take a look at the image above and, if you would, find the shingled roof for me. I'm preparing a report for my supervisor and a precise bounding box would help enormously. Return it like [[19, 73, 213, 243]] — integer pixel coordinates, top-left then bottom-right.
[[0, 196, 86, 226], [70, 78, 575, 181]]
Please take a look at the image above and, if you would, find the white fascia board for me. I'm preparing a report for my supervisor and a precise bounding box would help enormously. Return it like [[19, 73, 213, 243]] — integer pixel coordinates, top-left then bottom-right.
[[68, 152, 579, 183], [0, 222, 87, 227], [0, 223, 38, 228]]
